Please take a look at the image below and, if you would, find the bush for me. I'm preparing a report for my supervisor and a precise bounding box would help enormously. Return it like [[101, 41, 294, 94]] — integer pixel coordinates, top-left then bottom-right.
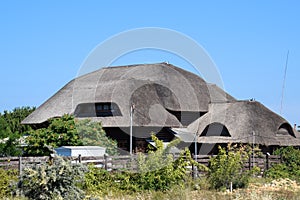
[[83, 135, 206, 196], [18, 156, 87, 200], [0, 168, 18, 198], [0, 132, 22, 157], [208, 144, 257, 190], [134, 135, 202, 191], [265, 146, 300, 181]]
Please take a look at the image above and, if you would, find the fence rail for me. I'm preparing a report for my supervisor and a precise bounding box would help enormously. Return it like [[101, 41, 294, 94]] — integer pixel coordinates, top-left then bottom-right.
[[0, 154, 281, 176]]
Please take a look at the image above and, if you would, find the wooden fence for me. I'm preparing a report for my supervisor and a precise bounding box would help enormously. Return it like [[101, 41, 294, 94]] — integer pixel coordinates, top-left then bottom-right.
[[193, 154, 281, 175], [0, 154, 281, 176]]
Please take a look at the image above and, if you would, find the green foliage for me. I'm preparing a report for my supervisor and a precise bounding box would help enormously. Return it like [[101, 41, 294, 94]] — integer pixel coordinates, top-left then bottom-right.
[[19, 156, 87, 200], [83, 135, 207, 196], [134, 134, 204, 191], [0, 116, 10, 138], [0, 132, 22, 157], [83, 166, 138, 196], [208, 144, 256, 190], [0, 107, 35, 135], [0, 107, 35, 157], [24, 114, 117, 156], [76, 119, 118, 155], [265, 146, 300, 181], [24, 115, 82, 156], [0, 168, 18, 198]]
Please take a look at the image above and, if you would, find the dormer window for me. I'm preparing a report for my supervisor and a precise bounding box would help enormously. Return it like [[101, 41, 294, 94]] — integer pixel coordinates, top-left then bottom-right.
[[75, 102, 121, 117], [277, 123, 295, 137], [200, 122, 231, 137]]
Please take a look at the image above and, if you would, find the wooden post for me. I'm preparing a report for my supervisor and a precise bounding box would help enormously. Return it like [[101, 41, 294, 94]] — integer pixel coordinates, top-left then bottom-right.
[[266, 153, 270, 170], [78, 154, 82, 163], [18, 156, 23, 196], [104, 154, 108, 170], [49, 154, 53, 165], [18, 156, 22, 177], [248, 155, 251, 170]]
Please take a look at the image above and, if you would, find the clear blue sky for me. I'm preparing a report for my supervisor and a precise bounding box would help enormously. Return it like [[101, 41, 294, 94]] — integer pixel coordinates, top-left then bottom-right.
[[0, 1, 299, 125]]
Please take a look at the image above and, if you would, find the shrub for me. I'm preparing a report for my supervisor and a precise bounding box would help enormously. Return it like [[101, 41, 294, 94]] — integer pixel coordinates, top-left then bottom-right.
[[134, 135, 203, 191], [0, 132, 22, 157], [18, 156, 87, 200], [265, 146, 300, 181], [83, 165, 130, 196], [0, 168, 18, 198], [208, 144, 257, 190], [83, 135, 207, 195]]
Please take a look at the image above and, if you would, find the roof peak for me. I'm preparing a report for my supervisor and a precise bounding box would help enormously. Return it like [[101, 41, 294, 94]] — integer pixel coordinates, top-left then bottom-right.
[[102, 62, 169, 70], [76, 62, 199, 82], [76, 62, 181, 80]]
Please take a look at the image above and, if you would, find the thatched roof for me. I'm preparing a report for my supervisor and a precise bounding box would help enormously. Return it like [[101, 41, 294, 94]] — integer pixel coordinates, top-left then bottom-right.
[[22, 63, 234, 126], [22, 62, 300, 147], [173, 101, 300, 146]]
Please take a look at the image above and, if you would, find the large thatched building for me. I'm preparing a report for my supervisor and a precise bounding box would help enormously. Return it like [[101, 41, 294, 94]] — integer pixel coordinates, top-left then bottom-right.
[[22, 63, 300, 154]]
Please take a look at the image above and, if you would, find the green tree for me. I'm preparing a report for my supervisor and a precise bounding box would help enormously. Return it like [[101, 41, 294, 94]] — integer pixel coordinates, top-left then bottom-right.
[[1, 107, 35, 134], [76, 119, 118, 155], [0, 117, 9, 138], [0, 107, 35, 157], [208, 144, 258, 190], [24, 115, 82, 156], [0, 132, 22, 157], [25, 114, 118, 156]]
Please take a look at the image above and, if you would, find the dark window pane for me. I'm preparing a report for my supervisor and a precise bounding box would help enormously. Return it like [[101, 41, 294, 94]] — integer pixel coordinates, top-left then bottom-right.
[[103, 104, 109, 110], [96, 104, 102, 111]]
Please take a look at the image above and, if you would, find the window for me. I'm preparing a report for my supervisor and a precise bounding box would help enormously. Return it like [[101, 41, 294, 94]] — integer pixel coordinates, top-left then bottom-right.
[[200, 123, 231, 137], [103, 104, 109, 110], [74, 103, 95, 117], [96, 104, 102, 111], [277, 123, 295, 137], [75, 102, 122, 117]]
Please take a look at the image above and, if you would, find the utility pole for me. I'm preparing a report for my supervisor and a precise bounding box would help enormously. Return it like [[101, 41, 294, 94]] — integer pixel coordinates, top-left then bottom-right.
[[252, 131, 255, 168], [194, 132, 198, 179], [130, 104, 135, 155], [280, 50, 289, 115]]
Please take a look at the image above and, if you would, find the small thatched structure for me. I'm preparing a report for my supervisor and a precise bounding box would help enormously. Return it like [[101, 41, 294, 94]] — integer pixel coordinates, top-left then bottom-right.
[[172, 101, 300, 153], [22, 63, 300, 154]]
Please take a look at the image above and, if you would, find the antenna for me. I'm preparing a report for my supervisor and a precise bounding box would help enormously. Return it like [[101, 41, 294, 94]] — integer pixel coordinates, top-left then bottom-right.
[[280, 50, 289, 114]]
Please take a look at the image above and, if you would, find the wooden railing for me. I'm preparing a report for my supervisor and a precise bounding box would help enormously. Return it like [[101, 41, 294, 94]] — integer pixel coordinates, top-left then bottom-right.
[[0, 154, 281, 176]]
